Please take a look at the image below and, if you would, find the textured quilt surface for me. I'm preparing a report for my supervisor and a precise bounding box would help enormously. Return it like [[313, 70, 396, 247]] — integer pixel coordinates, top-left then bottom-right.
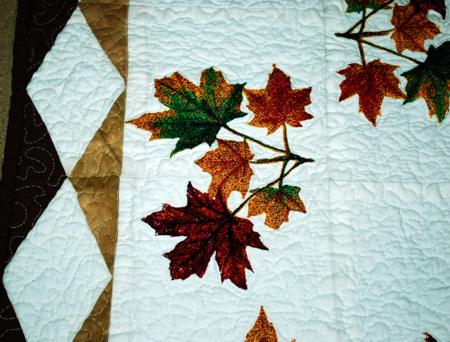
[[1, 0, 450, 341]]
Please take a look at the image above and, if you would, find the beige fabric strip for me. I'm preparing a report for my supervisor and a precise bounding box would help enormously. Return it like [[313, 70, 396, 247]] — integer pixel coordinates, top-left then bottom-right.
[[70, 1, 128, 340], [79, 0, 128, 80], [73, 281, 114, 342]]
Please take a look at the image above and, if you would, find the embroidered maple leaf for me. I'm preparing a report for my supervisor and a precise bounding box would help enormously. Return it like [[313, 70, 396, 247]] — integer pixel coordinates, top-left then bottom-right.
[[142, 183, 268, 289], [338, 59, 405, 126], [423, 332, 438, 342], [411, 0, 447, 19], [245, 306, 296, 342], [248, 185, 306, 229], [403, 42, 450, 123], [391, 4, 440, 53], [195, 139, 254, 200], [129, 68, 246, 155], [244, 65, 312, 134], [345, 0, 387, 13], [245, 306, 278, 342]]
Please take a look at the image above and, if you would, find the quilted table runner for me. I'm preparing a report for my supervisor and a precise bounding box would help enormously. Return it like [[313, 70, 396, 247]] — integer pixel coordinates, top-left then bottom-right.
[[1, 0, 450, 341]]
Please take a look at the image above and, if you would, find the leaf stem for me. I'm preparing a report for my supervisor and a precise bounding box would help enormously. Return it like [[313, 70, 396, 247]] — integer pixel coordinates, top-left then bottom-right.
[[225, 124, 314, 165], [278, 160, 289, 188], [282, 124, 290, 152], [344, 0, 395, 34], [279, 124, 290, 187], [358, 7, 368, 66], [223, 123, 313, 216], [223, 124, 285, 153], [231, 161, 301, 216], [360, 39, 423, 64], [250, 155, 314, 165]]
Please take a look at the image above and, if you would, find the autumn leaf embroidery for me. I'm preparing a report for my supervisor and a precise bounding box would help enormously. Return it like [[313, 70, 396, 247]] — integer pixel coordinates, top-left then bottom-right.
[[195, 139, 254, 200], [338, 60, 405, 126], [244, 65, 312, 134], [142, 183, 268, 289], [248, 185, 306, 229], [130, 68, 246, 155], [391, 4, 440, 53], [134, 67, 315, 289], [403, 42, 450, 122], [336, 0, 449, 124], [411, 0, 447, 19]]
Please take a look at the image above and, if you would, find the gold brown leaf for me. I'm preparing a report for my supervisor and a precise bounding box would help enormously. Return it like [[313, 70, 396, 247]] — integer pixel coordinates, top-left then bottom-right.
[[248, 185, 306, 229], [391, 4, 440, 53], [195, 139, 254, 200]]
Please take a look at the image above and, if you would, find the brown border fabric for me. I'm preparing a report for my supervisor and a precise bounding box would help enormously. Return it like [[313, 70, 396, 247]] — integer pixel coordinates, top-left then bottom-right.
[[0, 0, 77, 340], [0, 1, 17, 177]]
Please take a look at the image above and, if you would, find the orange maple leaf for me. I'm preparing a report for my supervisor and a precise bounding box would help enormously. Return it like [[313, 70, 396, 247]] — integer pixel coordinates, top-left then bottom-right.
[[245, 306, 278, 342], [248, 185, 306, 229], [391, 4, 440, 53], [244, 65, 313, 134], [127, 110, 174, 140], [338, 60, 405, 126], [195, 139, 254, 200]]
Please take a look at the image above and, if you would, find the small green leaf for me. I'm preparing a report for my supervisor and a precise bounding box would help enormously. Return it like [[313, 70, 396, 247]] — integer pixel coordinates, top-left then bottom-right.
[[281, 185, 301, 198], [345, 0, 385, 13]]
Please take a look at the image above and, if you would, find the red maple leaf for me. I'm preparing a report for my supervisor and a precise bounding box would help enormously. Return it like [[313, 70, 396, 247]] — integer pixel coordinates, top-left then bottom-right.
[[338, 59, 405, 126], [142, 183, 268, 289]]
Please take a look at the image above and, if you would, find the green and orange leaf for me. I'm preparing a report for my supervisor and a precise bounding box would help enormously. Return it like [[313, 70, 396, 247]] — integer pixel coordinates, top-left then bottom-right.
[[391, 4, 440, 53], [338, 59, 405, 126], [244, 65, 313, 135], [129, 67, 246, 155], [195, 139, 254, 200], [128, 110, 174, 140], [402, 42, 450, 123], [248, 185, 306, 229]]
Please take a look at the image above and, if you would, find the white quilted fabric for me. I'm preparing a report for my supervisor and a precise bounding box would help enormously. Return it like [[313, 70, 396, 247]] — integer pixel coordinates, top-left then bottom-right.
[[111, 1, 450, 341], [26, 8, 125, 175], [3, 180, 111, 342]]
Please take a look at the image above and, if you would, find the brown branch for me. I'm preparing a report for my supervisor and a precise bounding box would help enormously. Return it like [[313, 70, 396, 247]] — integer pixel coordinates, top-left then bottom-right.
[[223, 124, 285, 153], [231, 161, 301, 216], [360, 39, 423, 64], [345, 0, 395, 34]]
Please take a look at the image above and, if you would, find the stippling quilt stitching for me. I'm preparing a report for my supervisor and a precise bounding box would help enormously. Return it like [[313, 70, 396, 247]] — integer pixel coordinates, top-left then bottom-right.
[[0, 1, 449, 341]]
